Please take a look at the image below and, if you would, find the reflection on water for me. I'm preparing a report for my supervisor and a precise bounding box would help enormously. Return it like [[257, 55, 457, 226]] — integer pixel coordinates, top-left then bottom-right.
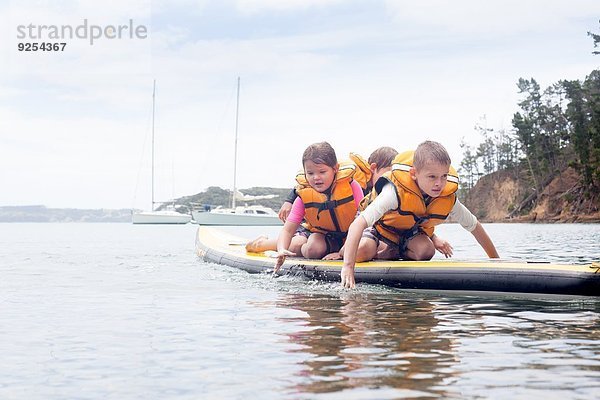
[[267, 292, 600, 399], [276, 294, 453, 398]]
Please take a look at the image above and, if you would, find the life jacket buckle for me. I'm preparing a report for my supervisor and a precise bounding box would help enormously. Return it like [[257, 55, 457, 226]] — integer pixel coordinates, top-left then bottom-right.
[[316, 200, 337, 220], [414, 216, 429, 225]]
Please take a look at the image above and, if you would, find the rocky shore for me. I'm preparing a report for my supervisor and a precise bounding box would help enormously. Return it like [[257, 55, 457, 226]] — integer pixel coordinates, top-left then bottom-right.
[[464, 167, 600, 223]]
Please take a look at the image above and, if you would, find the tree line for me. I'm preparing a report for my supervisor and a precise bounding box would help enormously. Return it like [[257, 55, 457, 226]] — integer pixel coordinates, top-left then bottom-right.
[[458, 27, 600, 214]]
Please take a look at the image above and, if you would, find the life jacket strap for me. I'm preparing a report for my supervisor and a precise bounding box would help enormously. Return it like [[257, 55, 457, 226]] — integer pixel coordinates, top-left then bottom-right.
[[304, 195, 354, 220]]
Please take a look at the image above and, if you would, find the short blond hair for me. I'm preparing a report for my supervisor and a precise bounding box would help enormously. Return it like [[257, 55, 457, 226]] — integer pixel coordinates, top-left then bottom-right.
[[414, 140, 451, 169]]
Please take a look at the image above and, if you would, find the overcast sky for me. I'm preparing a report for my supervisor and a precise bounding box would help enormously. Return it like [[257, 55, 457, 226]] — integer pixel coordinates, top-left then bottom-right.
[[1, 0, 598, 209]]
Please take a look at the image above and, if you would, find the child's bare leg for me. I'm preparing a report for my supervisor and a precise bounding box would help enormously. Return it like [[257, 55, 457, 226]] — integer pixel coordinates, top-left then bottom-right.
[[377, 241, 413, 260], [245, 236, 277, 253], [356, 237, 378, 262], [404, 234, 435, 261], [301, 233, 328, 259], [289, 235, 307, 255], [375, 242, 393, 259]]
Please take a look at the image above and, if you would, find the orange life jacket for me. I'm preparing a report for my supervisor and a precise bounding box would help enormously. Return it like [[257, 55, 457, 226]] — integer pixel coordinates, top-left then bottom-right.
[[371, 150, 459, 243], [295, 163, 358, 235], [348, 152, 371, 192], [359, 186, 377, 212]]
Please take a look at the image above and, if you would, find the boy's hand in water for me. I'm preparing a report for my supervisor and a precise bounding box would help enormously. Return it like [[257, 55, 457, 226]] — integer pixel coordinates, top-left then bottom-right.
[[341, 265, 356, 289], [274, 249, 296, 273]]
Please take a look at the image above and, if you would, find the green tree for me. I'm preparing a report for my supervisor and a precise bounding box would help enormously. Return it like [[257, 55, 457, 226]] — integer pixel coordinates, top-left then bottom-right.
[[459, 27, 600, 209], [512, 78, 568, 190], [458, 138, 479, 192], [588, 19, 600, 55], [474, 116, 496, 175], [512, 78, 543, 190], [584, 70, 600, 187], [495, 128, 519, 171], [563, 70, 600, 193]]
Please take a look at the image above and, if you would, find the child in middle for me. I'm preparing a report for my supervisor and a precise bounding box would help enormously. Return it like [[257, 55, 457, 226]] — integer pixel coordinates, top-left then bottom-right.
[[273, 142, 368, 272]]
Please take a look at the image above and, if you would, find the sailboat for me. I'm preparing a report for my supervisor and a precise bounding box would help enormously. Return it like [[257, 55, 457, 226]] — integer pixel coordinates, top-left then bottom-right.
[[192, 77, 282, 226], [132, 80, 192, 224]]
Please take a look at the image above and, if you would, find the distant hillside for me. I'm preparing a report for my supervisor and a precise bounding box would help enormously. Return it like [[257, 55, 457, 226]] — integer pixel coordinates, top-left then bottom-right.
[[1, 187, 291, 222], [0, 205, 133, 222], [168, 186, 291, 214]]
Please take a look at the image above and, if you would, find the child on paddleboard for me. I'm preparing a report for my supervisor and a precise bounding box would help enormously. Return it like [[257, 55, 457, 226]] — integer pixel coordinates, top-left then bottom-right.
[[277, 146, 399, 222], [272, 142, 366, 272], [245, 146, 399, 254], [341, 140, 499, 289]]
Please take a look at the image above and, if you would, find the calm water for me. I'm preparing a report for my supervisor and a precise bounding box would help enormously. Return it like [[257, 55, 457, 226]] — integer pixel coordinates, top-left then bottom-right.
[[0, 222, 599, 399]]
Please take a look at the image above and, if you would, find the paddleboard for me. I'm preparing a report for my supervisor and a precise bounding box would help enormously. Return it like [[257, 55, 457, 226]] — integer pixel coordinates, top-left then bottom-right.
[[195, 226, 600, 296]]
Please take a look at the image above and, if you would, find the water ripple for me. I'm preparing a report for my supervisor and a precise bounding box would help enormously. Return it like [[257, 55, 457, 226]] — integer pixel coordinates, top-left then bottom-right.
[[0, 223, 599, 399]]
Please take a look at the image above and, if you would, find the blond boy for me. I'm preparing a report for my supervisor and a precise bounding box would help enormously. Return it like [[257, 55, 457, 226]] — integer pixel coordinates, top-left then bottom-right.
[[341, 140, 499, 289]]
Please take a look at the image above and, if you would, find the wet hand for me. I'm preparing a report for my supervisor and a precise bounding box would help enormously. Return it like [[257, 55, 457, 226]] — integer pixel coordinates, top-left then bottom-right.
[[341, 265, 356, 289], [274, 249, 296, 273]]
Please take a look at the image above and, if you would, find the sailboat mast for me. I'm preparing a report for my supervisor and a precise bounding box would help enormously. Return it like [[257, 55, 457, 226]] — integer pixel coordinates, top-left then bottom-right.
[[151, 79, 156, 211], [232, 77, 240, 209]]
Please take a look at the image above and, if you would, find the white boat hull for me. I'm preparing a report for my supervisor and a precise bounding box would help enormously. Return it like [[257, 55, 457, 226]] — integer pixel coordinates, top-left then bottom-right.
[[192, 210, 282, 226], [132, 211, 191, 224]]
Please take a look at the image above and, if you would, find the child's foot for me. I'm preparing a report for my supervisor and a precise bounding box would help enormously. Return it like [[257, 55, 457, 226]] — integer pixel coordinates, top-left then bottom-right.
[[246, 235, 268, 253]]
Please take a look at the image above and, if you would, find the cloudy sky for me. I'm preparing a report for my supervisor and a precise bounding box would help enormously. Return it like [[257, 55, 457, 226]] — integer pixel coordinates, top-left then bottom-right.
[[1, 0, 598, 209]]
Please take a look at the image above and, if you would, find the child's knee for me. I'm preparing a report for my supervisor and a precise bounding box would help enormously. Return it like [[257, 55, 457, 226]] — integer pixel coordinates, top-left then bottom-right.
[[302, 243, 327, 259], [406, 236, 435, 260], [413, 246, 435, 261], [289, 236, 306, 255], [356, 238, 377, 262], [300, 233, 328, 259]]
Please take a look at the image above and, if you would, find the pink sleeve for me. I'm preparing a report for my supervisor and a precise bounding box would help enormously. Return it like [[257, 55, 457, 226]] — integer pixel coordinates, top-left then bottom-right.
[[351, 180, 364, 208], [287, 197, 305, 224]]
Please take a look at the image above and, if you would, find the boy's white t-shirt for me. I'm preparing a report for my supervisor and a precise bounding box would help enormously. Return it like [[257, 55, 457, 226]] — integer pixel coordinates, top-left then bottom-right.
[[360, 182, 478, 232]]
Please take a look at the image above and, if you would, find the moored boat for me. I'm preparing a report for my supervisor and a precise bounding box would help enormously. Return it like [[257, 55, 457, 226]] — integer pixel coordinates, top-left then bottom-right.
[[192, 205, 281, 226], [132, 209, 191, 224]]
